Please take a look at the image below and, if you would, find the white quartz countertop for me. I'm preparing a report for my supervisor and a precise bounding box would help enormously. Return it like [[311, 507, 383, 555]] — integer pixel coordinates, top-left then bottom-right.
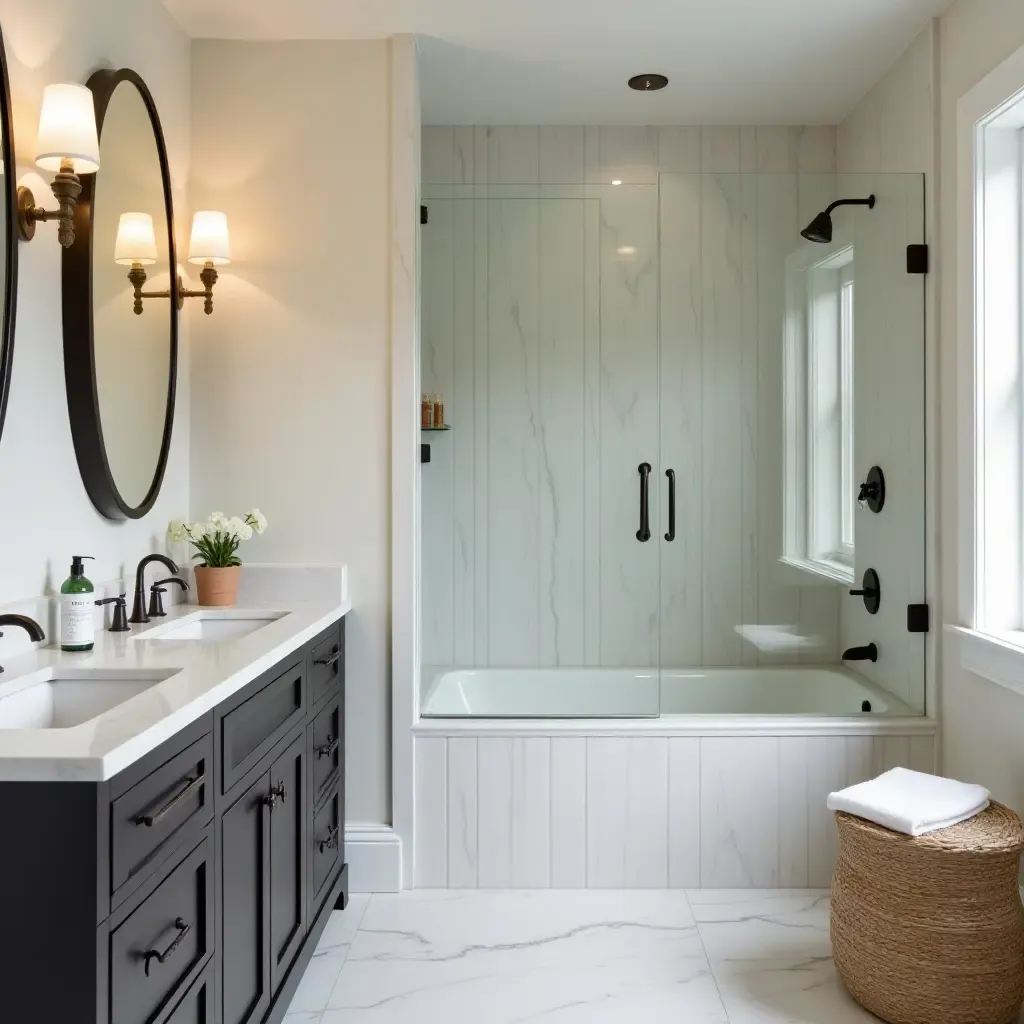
[[0, 599, 351, 782]]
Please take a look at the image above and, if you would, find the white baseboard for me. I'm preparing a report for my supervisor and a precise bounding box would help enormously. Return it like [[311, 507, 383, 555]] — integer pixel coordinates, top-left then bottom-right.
[[346, 826, 402, 892]]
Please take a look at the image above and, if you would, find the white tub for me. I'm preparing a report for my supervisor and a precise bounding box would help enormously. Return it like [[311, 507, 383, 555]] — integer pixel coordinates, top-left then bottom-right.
[[413, 665, 932, 891], [421, 665, 913, 718]]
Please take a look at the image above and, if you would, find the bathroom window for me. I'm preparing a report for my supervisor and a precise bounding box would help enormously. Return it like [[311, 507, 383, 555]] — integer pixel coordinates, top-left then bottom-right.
[[782, 245, 856, 585]]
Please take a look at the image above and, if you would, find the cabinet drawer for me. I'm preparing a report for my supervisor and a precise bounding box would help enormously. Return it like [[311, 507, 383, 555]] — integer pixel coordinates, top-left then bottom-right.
[[110, 838, 212, 1024], [221, 658, 305, 793], [311, 788, 342, 911], [111, 732, 213, 902], [310, 695, 341, 807], [165, 964, 212, 1024], [308, 622, 343, 707]]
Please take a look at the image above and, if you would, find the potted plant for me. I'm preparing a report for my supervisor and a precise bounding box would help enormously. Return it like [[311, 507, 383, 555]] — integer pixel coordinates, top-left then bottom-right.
[[168, 510, 267, 607]]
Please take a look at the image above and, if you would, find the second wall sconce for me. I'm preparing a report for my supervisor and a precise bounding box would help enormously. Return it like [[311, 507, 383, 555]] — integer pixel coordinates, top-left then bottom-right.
[[18, 83, 100, 248], [115, 209, 231, 315]]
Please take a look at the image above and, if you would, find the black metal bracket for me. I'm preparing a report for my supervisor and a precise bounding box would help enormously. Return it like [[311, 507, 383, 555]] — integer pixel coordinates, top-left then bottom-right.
[[420, 205, 428, 225], [858, 466, 885, 514], [421, 442, 431, 464], [906, 244, 928, 274], [907, 604, 930, 633]]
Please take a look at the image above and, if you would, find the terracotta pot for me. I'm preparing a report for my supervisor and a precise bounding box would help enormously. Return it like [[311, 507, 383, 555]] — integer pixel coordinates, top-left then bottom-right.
[[194, 565, 241, 607]]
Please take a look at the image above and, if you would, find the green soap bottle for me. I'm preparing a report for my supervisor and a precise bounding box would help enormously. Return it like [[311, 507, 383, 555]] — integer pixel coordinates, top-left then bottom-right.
[[60, 555, 96, 651]]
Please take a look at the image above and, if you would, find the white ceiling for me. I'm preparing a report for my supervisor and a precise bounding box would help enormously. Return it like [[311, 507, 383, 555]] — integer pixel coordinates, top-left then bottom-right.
[[163, 0, 950, 125]]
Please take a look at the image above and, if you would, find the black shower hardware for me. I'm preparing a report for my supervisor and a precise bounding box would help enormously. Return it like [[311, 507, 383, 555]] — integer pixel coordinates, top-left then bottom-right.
[[801, 195, 876, 243], [665, 469, 676, 542], [95, 595, 130, 632], [849, 568, 881, 615], [858, 465, 886, 513], [636, 462, 651, 542], [842, 642, 878, 663]]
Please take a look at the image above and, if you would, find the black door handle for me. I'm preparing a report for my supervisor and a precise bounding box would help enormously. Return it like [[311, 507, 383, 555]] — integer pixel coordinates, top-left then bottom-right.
[[636, 463, 652, 542], [143, 918, 191, 976], [665, 469, 676, 542]]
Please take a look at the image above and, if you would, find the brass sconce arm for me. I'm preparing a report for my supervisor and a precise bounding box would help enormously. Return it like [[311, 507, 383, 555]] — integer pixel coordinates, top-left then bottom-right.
[[125, 262, 220, 315], [179, 262, 219, 315], [17, 159, 83, 248]]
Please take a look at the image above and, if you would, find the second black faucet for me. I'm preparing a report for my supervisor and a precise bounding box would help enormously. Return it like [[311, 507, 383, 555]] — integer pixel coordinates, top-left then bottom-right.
[[129, 553, 180, 624]]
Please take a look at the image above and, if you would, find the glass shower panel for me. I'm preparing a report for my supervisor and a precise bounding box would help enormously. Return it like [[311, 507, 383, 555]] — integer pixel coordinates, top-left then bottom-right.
[[420, 184, 661, 717], [656, 172, 925, 715]]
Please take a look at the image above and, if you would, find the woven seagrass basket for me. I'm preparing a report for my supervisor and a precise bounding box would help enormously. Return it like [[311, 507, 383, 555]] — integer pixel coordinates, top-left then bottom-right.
[[831, 801, 1024, 1024]]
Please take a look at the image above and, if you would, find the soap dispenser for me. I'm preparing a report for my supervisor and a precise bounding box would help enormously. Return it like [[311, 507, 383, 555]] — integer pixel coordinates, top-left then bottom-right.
[[60, 555, 96, 651]]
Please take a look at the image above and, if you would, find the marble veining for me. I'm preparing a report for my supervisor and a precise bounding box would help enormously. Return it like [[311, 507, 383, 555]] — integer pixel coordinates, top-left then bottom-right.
[[286, 888, 894, 1023]]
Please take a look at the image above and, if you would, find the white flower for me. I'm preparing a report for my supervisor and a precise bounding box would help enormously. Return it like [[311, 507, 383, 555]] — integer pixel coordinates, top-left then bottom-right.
[[187, 520, 208, 540], [208, 511, 229, 531], [226, 516, 247, 538], [238, 523, 254, 541], [167, 520, 188, 543], [245, 508, 268, 535]]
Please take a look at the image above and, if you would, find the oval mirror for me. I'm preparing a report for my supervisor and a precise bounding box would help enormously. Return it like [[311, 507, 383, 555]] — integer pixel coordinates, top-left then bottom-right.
[[0, 29, 19, 443], [64, 68, 177, 520]]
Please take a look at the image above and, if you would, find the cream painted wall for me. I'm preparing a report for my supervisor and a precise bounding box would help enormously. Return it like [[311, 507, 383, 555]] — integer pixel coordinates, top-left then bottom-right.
[[839, 1, 1024, 815], [936, 0, 1024, 808], [0, 0, 191, 604], [189, 40, 393, 826]]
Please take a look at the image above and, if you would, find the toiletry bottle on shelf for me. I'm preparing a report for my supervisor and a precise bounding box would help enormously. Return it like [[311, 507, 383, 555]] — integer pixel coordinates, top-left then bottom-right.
[[434, 394, 445, 428], [60, 555, 96, 651], [421, 393, 430, 429]]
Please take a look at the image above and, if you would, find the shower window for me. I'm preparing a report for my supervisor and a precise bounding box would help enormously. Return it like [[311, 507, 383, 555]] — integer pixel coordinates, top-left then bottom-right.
[[783, 244, 856, 585]]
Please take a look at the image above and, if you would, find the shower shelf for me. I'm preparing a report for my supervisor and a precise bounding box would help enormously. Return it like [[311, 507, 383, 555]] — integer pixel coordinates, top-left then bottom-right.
[[421, 425, 452, 432]]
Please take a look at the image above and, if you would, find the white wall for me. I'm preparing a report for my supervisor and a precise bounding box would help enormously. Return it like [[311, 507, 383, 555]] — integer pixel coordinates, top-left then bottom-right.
[[421, 125, 845, 673], [936, 0, 1024, 806], [0, 0, 191, 604], [189, 40, 394, 826], [839, 2, 1024, 812]]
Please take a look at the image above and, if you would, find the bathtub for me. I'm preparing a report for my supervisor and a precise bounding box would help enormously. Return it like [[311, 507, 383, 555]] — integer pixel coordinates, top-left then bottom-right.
[[421, 665, 912, 718], [412, 664, 933, 890]]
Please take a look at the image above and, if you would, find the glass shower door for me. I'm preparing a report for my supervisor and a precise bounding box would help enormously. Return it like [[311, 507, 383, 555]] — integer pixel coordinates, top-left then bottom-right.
[[419, 183, 661, 717]]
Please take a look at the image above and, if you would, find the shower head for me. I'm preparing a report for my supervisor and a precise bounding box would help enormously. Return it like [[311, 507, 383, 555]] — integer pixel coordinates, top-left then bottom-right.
[[800, 194, 876, 243]]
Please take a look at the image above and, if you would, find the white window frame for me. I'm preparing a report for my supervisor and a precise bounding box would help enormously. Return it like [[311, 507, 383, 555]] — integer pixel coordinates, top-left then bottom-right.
[[782, 243, 856, 586], [951, 40, 1024, 695]]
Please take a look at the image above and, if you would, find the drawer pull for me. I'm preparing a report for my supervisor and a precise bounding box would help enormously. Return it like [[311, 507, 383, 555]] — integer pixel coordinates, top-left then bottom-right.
[[262, 781, 287, 811], [143, 918, 191, 976], [134, 774, 205, 828], [318, 824, 339, 854], [314, 646, 340, 668], [316, 735, 339, 759]]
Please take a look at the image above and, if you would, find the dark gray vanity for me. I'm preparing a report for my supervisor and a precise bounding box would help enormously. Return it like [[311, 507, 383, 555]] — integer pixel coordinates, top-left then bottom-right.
[[0, 616, 347, 1024]]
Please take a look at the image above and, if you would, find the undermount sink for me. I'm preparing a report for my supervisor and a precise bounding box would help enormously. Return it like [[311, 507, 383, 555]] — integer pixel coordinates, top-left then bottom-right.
[[0, 668, 178, 730], [134, 610, 286, 642]]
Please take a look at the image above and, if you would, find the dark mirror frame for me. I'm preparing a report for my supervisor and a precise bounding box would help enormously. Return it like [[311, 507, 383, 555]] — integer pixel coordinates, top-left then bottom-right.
[[0, 28, 20, 444], [63, 67, 178, 520]]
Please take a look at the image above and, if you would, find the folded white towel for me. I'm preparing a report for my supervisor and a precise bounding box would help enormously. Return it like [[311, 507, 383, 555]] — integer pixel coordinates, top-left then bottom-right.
[[826, 767, 990, 837]]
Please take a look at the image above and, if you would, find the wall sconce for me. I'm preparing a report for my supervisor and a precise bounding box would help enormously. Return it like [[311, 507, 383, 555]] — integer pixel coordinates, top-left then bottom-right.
[[183, 211, 231, 314], [115, 209, 230, 315], [18, 83, 100, 248]]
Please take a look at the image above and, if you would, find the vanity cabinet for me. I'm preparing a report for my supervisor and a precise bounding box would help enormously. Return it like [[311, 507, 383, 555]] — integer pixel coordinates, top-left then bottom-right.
[[0, 616, 347, 1024]]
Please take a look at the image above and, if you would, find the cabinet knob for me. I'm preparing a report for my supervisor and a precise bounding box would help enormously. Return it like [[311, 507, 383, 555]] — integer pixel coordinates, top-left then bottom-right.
[[316, 735, 340, 759], [261, 781, 287, 811], [318, 824, 339, 853]]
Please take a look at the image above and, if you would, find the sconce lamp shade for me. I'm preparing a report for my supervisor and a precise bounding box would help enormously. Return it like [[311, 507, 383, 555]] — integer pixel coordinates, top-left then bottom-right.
[[35, 83, 100, 174], [188, 211, 231, 265], [114, 212, 158, 266]]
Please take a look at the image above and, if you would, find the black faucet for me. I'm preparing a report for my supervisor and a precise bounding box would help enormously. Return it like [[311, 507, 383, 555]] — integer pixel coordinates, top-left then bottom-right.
[[129, 554, 180, 624], [0, 614, 46, 674], [149, 577, 190, 617], [843, 642, 878, 663]]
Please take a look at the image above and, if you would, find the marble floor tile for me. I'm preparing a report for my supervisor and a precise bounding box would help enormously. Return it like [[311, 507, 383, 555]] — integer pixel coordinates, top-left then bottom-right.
[[287, 894, 371, 1015], [323, 890, 725, 1022], [688, 889, 831, 963]]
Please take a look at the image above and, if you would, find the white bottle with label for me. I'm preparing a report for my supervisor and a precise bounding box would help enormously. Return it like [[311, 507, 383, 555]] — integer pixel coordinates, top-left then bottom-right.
[[60, 555, 96, 651]]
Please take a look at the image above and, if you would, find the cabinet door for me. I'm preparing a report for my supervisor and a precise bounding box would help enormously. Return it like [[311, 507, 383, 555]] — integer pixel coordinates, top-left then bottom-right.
[[220, 772, 270, 1024], [269, 731, 307, 990]]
